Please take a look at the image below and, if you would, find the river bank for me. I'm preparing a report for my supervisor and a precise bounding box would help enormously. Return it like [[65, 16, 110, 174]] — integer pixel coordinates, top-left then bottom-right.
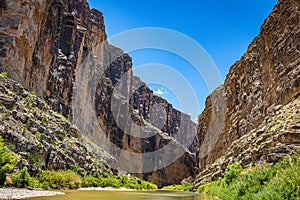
[[0, 188, 211, 200], [0, 187, 146, 199], [26, 189, 211, 200], [0, 188, 64, 199]]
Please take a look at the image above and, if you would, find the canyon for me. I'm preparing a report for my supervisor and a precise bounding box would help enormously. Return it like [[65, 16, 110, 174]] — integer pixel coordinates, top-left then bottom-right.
[[194, 0, 300, 188], [0, 0, 299, 190], [0, 0, 197, 187]]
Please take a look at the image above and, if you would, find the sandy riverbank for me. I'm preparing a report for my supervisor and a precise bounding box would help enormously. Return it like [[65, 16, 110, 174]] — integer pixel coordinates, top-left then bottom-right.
[[0, 188, 65, 199], [0, 187, 139, 199]]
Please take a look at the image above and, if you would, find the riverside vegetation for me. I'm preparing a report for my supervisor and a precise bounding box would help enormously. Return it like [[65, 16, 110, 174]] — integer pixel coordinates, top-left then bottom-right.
[[161, 151, 300, 199], [0, 136, 157, 190], [0, 73, 157, 191], [0, 0, 299, 196], [163, 184, 192, 191], [198, 151, 300, 199]]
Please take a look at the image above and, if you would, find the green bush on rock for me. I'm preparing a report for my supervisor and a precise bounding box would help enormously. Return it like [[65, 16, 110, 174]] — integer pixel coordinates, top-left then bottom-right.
[[70, 164, 86, 177], [0, 138, 157, 190], [199, 151, 300, 200], [223, 163, 243, 185], [0, 137, 18, 186], [13, 167, 30, 188]]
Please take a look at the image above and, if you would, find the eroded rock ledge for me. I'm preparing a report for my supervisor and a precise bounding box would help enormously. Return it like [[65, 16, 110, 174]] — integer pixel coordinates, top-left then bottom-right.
[[0, 0, 198, 186], [194, 95, 300, 188], [0, 74, 115, 176], [194, 0, 300, 188]]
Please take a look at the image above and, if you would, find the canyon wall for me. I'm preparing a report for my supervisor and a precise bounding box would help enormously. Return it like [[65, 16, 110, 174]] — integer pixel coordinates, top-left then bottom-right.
[[0, 74, 115, 176], [93, 53, 198, 186], [195, 0, 300, 187], [0, 0, 106, 119], [0, 0, 198, 186]]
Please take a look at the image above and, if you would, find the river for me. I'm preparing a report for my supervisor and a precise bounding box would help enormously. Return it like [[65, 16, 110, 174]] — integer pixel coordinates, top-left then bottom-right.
[[28, 190, 213, 200]]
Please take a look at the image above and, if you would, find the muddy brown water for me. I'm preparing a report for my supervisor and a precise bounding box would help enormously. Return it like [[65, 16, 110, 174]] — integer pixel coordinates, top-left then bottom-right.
[[27, 190, 213, 200]]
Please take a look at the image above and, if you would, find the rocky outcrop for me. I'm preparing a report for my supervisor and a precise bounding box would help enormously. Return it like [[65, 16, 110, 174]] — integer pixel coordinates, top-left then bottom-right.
[[194, 95, 300, 188], [0, 74, 114, 176], [194, 0, 300, 187], [0, 0, 106, 119], [93, 59, 198, 186], [71, 45, 198, 187], [131, 77, 198, 153], [0, 0, 198, 186]]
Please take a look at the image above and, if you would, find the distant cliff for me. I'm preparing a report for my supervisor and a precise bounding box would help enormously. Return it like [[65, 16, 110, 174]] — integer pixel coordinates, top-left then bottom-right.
[[0, 0, 197, 187], [194, 0, 300, 188]]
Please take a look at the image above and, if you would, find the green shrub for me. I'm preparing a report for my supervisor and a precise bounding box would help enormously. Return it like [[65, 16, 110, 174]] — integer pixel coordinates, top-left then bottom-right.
[[80, 173, 157, 190], [2, 111, 11, 121], [141, 180, 158, 190], [13, 167, 30, 188], [0, 137, 18, 186], [199, 151, 300, 200], [223, 163, 242, 185], [41, 115, 48, 124], [163, 184, 192, 191], [70, 164, 86, 177], [29, 153, 45, 169], [25, 96, 35, 108], [39, 170, 81, 189], [41, 181, 50, 190], [120, 176, 157, 190], [28, 177, 42, 188], [99, 176, 121, 188], [0, 72, 10, 79], [82, 175, 100, 187]]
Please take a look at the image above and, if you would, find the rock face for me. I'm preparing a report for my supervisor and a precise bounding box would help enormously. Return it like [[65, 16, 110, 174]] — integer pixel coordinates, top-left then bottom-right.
[[0, 0, 198, 186], [93, 58, 198, 187], [71, 44, 198, 187], [194, 95, 300, 188], [194, 0, 300, 187], [0, 74, 114, 176], [131, 77, 198, 153], [0, 0, 106, 119]]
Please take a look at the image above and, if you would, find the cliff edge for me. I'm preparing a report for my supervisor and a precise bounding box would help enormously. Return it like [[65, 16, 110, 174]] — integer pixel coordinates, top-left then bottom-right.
[[194, 0, 300, 188]]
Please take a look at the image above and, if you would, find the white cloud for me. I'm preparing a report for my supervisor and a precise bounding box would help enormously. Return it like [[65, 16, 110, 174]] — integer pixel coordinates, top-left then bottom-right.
[[154, 88, 164, 95]]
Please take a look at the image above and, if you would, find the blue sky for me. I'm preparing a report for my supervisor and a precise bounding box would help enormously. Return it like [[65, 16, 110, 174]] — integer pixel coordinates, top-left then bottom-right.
[[87, 0, 277, 121]]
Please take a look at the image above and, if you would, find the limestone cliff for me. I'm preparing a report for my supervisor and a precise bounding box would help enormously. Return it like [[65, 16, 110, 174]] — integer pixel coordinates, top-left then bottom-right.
[[0, 73, 114, 176], [0, 0, 197, 186], [194, 95, 300, 188], [0, 0, 106, 118], [194, 0, 300, 187], [93, 58, 198, 187]]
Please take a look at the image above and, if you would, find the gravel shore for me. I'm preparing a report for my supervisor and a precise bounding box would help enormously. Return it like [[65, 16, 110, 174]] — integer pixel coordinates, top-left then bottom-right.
[[0, 188, 65, 199]]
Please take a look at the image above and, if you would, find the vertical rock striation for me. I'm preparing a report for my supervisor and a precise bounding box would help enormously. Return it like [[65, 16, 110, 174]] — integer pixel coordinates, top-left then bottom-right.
[[90, 46, 198, 187], [0, 0, 198, 186], [0, 0, 106, 119], [195, 0, 300, 187]]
